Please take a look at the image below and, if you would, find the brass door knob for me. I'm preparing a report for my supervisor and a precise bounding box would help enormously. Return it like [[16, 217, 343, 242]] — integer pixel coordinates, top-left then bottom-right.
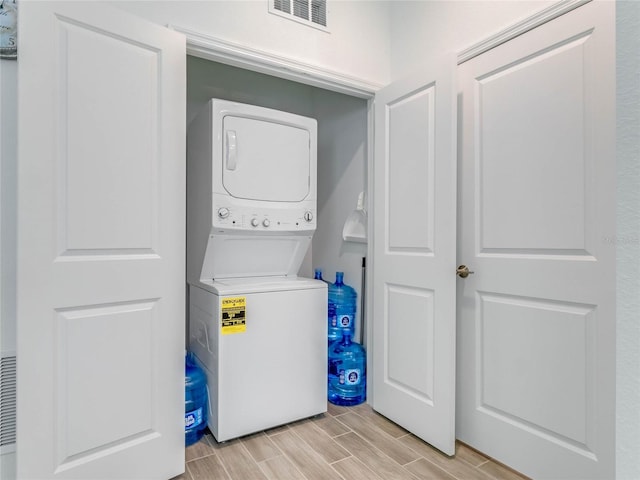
[[456, 265, 474, 278]]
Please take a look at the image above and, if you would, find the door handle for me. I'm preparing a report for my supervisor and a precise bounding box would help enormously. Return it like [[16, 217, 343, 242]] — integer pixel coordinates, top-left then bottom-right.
[[226, 130, 237, 170], [456, 265, 474, 278]]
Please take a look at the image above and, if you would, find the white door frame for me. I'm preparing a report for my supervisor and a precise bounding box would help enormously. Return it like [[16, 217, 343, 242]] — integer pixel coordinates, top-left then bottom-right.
[[456, 0, 591, 64], [171, 24, 381, 99]]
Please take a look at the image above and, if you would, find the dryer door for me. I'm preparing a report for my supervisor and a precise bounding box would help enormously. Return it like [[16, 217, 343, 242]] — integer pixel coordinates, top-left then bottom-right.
[[222, 115, 311, 202]]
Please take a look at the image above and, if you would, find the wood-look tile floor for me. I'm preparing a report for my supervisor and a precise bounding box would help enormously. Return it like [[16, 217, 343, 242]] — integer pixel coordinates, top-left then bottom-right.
[[174, 403, 530, 480]]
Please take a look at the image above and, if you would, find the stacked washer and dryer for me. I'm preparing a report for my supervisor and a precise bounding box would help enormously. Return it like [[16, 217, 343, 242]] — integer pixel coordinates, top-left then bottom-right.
[[186, 99, 327, 442]]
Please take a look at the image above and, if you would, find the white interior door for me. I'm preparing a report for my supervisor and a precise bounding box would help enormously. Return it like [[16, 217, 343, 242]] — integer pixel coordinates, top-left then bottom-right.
[[17, 2, 186, 478], [372, 55, 457, 455], [456, 1, 615, 478]]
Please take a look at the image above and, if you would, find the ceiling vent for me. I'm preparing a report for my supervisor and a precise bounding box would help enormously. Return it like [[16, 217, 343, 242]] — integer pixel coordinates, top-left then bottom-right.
[[270, 0, 328, 31]]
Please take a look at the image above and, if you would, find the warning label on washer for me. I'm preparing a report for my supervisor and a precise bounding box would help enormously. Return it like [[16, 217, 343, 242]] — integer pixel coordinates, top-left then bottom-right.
[[221, 296, 246, 335]]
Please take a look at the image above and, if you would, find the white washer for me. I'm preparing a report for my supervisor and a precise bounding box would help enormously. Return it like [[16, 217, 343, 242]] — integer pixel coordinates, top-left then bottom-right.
[[186, 99, 326, 442], [189, 277, 326, 442]]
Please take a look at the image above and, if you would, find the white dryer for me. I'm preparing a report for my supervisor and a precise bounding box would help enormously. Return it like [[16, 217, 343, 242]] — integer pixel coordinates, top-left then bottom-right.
[[186, 99, 327, 442]]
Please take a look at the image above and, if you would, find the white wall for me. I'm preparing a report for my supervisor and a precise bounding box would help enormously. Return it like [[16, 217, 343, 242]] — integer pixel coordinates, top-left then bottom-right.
[[187, 57, 368, 338], [616, 1, 640, 478], [114, 0, 391, 87]]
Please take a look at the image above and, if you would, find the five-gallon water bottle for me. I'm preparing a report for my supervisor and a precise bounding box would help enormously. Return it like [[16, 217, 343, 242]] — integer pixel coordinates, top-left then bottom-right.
[[328, 331, 366, 406], [185, 352, 208, 446], [314, 268, 330, 284], [328, 271, 357, 343], [316, 268, 336, 342]]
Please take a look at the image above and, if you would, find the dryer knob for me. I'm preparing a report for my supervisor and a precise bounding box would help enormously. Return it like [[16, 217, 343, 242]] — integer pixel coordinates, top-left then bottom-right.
[[218, 207, 230, 219], [304, 211, 313, 222], [251, 217, 259, 227], [262, 218, 270, 227]]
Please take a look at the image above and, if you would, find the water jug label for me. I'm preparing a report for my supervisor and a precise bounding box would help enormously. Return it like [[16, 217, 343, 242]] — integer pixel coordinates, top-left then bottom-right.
[[185, 407, 204, 430], [338, 314, 353, 328], [341, 368, 361, 386]]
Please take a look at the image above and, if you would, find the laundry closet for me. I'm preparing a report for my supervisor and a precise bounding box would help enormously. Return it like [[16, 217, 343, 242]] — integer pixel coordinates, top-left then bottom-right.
[[184, 65, 369, 441]]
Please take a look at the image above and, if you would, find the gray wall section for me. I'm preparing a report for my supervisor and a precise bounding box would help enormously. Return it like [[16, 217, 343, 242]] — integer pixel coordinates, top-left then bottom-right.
[[616, 1, 640, 478], [187, 56, 368, 340], [1, 60, 17, 355], [0, 56, 18, 480]]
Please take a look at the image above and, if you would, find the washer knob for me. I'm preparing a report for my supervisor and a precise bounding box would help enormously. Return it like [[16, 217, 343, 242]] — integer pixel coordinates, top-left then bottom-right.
[[304, 211, 313, 222], [251, 218, 259, 227], [218, 207, 230, 219], [262, 218, 270, 227]]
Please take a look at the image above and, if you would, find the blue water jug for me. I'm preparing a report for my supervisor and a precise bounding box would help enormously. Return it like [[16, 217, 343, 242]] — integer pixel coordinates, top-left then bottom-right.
[[185, 352, 208, 446], [328, 271, 356, 343], [315, 268, 336, 341], [314, 268, 330, 284], [328, 331, 366, 406]]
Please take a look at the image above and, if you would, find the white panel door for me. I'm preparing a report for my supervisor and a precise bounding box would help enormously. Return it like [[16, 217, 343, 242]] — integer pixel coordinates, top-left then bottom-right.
[[372, 55, 457, 455], [456, 1, 615, 478], [17, 2, 186, 478]]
